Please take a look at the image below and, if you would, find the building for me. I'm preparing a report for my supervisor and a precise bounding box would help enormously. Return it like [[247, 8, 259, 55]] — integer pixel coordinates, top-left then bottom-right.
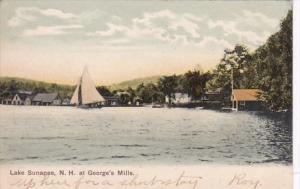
[[11, 93, 28, 105], [165, 93, 192, 104], [32, 93, 61, 106], [231, 89, 263, 111], [0, 96, 14, 105], [102, 96, 119, 106], [24, 95, 34, 105], [202, 88, 223, 102], [134, 97, 142, 106], [62, 98, 71, 106]]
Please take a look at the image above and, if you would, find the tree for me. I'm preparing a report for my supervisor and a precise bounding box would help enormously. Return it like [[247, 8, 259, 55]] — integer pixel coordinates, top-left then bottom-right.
[[182, 70, 211, 100], [96, 86, 113, 96], [254, 10, 292, 111], [157, 75, 179, 105], [136, 83, 164, 103], [208, 44, 253, 101], [126, 87, 136, 104], [33, 83, 47, 93], [119, 93, 130, 105], [48, 83, 58, 92]]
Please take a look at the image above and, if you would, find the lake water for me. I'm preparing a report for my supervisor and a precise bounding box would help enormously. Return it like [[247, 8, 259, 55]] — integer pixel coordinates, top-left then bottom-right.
[[0, 105, 292, 165]]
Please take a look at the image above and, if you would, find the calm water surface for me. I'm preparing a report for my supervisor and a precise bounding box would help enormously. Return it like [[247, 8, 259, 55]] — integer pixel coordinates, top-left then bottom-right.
[[0, 105, 292, 165]]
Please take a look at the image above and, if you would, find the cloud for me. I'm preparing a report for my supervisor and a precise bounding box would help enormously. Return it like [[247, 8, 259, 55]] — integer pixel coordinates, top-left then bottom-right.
[[87, 9, 205, 45], [85, 9, 277, 49], [207, 10, 279, 46], [8, 7, 281, 50], [132, 9, 176, 26], [208, 19, 269, 45], [86, 22, 129, 37], [8, 7, 38, 27], [39, 9, 76, 19], [242, 10, 278, 27], [22, 25, 83, 36], [8, 7, 118, 29], [169, 16, 201, 38], [8, 7, 76, 27], [196, 36, 233, 49]]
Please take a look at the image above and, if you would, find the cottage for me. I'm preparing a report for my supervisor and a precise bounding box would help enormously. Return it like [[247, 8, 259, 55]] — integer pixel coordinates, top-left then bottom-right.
[[0, 96, 14, 105], [165, 93, 191, 104], [32, 93, 61, 106], [24, 95, 34, 105], [202, 89, 223, 102], [102, 96, 119, 106], [231, 89, 263, 111], [12, 93, 28, 105], [62, 98, 71, 106]]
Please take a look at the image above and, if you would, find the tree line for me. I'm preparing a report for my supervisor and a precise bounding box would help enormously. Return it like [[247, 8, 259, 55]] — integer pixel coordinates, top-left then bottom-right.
[[0, 10, 292, 111], [0, 78, 74, 99]]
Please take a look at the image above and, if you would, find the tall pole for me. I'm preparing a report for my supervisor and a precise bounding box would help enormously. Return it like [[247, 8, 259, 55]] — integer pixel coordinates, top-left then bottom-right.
[[231, 67, 234, 109], [231, 67, 234, 93]]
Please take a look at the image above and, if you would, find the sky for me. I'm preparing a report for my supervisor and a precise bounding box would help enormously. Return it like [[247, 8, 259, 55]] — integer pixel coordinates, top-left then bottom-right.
[[0, 0, 292, 85]]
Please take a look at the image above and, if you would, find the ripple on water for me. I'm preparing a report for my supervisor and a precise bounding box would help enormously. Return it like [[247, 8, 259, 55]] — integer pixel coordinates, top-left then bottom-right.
[[184, 146, 214, 150], [111, 155, 132, 159], [140, 153, 160, 157], [119, 144, 148, 147], [0, 106, 292, 165], [20, 136, 66, 140]]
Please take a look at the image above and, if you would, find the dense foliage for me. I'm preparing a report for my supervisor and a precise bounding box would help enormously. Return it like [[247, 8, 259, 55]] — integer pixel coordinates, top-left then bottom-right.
[[0, 77, 75, 99], [254, 10, 293, 111], [207, 10, 292, 111]]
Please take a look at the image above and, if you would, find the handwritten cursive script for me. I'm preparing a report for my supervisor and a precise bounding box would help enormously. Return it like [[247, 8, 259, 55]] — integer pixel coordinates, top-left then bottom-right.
[[10, 171, 203, 189], [228, 173, 261, 189]]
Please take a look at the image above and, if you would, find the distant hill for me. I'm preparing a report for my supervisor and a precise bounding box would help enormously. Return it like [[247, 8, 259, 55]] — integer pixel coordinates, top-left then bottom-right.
[[0, 77, 74, 88], [108, 75, 161, 90], [0, 75, 161, 93], [0, 76, 38, 83], [0, 77, 75, 98]]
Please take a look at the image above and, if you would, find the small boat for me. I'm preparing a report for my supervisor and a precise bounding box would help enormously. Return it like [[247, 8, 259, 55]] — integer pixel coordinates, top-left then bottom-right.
[[152, 103, 164, 108], [70, 67, 105, 108], [221, 107, 233, 112]]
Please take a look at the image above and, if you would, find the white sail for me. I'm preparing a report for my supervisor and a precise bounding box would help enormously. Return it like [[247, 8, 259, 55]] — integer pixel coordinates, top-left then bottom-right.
[[81, 67, 105, 104], [70, 67, 105, 105], [70, 79, 80, 104]]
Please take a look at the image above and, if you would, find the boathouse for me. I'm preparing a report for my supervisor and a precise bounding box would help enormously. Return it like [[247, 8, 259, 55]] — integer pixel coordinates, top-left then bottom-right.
[[231, 89, 263, 111]]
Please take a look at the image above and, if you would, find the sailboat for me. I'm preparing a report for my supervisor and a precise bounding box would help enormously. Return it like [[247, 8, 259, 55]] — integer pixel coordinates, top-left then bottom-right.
[[70, 67, 105, 108]]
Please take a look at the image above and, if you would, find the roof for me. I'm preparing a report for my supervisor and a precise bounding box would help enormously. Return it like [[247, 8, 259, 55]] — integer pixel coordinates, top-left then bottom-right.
[[2, 96, 14, 100], [206, 88, 222, 94], [15, 93, 28, 101], [17, 90, 32, 95], [32, 93, 59, 103], [232, 89, 261, 101], [103, 96, 119, 100]]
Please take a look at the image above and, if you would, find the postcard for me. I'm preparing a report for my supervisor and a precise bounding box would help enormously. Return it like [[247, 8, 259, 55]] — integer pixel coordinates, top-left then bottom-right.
[[0, 0, 298, 189]]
